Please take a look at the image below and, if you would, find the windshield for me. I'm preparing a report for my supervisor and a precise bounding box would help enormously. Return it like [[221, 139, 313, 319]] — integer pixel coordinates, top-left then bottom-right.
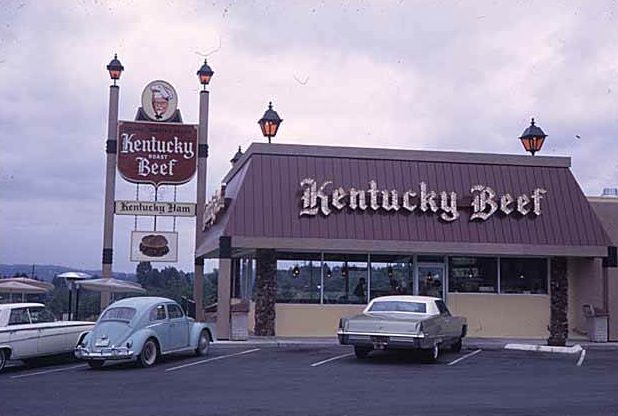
[[368, 301, 427, 314], [100, 307, 136, 322]]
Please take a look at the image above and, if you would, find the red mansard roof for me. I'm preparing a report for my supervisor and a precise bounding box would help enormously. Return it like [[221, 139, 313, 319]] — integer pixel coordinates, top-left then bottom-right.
[[197, 143, 610, 258]]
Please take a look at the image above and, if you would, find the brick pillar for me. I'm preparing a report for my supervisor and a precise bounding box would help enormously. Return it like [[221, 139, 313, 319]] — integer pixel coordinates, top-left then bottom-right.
[[548, 257, 568, 346], [254, 249, 276, 336]]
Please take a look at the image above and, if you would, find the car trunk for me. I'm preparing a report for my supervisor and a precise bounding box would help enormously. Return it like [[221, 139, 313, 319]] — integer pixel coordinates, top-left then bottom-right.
[[89, 320, 133, 348], [347, 313, 426, 334]]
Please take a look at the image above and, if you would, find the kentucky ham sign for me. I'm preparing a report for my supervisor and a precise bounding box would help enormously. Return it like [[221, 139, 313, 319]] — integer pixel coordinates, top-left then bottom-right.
[[117, 121, 198, 187]]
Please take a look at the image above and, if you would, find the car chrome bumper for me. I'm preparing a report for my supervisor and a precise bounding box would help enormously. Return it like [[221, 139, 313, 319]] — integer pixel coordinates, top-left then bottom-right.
[[337, 330, 433, 349], [75, 346, 135, 360]]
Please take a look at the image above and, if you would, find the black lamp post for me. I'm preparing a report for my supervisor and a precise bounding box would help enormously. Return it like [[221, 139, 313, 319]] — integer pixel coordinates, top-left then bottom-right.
[[519, 118, 547, 156], [196, 59, 214, 90], [106, 53, 124, 86], [258, 101, 283, 143]]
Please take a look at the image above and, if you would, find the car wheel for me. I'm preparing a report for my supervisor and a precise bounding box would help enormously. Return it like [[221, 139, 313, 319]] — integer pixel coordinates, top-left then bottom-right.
[[87, 360, 105, 370], [195, 330, 210, 357], [422, 344, 439, 363], [0, 349, 7, 373], [451, 337, 463, 353], [138, 339, 158, 368], [354, 346, 371, 359]]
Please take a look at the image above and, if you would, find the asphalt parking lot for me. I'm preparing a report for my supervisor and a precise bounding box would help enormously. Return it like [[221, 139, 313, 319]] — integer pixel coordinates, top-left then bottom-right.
[[1, 344, 617, 416]]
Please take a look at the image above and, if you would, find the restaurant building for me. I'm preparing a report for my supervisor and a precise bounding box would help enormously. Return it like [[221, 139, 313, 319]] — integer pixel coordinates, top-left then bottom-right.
[[197, 143, 617, 340]]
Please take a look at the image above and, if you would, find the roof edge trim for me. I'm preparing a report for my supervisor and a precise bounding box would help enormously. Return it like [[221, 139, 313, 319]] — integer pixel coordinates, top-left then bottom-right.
[[223, 143, 571, 184]]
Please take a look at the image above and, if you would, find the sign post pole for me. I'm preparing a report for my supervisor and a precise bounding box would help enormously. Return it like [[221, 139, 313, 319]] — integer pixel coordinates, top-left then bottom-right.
[[194, 89, 209, 322], [102, 84, 119, 286]]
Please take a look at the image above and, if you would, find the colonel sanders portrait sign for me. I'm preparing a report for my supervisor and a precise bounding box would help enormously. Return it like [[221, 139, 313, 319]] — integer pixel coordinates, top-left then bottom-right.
[[117, 121, 198, 187], [141, 80, 178, 122]]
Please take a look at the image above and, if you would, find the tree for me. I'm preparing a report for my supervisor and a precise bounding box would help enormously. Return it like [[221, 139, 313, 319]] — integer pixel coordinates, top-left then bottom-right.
[[135, 263, 192, 305], [136, 262, 153, 285]]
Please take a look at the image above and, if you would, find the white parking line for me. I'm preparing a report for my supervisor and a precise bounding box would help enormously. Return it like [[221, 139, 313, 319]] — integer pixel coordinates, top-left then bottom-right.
[[447, 349, 482, 366], [576, 349, 586, 367], [10, 364, 88, 379], [164, 348, 260, 372], [310, 353, 353, 367]]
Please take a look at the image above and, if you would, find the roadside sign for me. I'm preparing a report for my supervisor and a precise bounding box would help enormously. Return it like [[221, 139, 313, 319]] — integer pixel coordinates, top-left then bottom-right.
[[115, 200, 196, 217], [117, 121, 198, 187], [130, 231, 178, 262]]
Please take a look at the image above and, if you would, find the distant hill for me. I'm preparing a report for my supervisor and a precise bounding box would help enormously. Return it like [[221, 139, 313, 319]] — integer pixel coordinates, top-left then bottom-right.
[[0, 264, 136, 282]]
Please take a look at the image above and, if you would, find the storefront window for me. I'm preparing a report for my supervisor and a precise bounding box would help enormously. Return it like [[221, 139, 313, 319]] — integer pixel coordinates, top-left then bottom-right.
[[448, 257, 498, 293], [370, 255, 413, 299], [276, 253, 321, 303], [500, 258, 548, 294], [323, 254, 368, 304]]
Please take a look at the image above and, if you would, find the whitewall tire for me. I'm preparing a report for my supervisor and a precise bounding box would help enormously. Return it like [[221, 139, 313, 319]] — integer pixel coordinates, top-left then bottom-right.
[[195, 330, 210, 356], [138, 339, 158, 368]]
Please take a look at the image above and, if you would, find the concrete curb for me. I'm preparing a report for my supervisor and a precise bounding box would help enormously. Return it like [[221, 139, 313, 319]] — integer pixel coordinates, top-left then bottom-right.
[[212, 337, 618, 351], [213, 339, 339, 348], [504, 343, 583, 354]]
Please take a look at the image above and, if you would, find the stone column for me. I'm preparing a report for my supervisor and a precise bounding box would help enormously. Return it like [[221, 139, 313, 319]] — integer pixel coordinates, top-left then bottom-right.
[[254, 249, 277, 336], [548, 257, 568, 346]]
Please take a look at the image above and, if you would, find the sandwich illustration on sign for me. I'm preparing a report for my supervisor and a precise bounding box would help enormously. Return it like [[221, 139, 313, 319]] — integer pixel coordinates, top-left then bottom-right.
[[139, 234, 169, 258]]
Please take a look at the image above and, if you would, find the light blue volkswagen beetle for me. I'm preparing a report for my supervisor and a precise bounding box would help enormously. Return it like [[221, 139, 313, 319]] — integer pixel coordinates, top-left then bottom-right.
[[75, 297, 215, 369]]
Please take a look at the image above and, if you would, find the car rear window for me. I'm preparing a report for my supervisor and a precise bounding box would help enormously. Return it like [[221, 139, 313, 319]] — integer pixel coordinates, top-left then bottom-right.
[[28, 307, 56, 323], [100, 307, 136, 322], [368, 301, 427, 313], [8, 308, 30, 325]]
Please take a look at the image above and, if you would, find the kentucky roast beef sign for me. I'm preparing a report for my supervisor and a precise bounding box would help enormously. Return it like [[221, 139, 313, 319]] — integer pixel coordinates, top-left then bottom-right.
[[299, 178, 547, 222], [117, 121, 198, 187]]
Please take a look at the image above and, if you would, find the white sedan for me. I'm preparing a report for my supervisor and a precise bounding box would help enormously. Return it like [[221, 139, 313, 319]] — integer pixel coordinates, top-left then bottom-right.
[[0, 303, 94, 372]]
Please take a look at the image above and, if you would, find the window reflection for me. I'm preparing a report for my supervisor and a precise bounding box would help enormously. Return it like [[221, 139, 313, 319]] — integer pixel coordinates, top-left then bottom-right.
[[369, 255, 413, 300], [323, 254, 368, 304], [276, 254, 321, 304], [500, 258, 548, 294], [449, 257, 498, 293]]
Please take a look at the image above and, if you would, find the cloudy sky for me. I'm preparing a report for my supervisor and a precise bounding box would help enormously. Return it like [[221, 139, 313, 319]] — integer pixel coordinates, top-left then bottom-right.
[[1, 0, 617, 273]]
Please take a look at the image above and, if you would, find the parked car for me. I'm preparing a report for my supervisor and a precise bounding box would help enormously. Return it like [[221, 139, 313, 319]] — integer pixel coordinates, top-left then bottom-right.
[[75, 296, 215, 369], [0, 303, 94, 373], [337, 295, 467, 362]]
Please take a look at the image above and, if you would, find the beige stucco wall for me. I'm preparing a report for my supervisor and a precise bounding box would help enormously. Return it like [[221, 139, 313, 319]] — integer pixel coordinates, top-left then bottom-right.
[[275, 304, 365, 336], [447, 293, 550, 338], [589, 197, 618, 341], [567, 257, 604, 337], [248, 297, 550, 338], [247, 303, 365, 337]]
